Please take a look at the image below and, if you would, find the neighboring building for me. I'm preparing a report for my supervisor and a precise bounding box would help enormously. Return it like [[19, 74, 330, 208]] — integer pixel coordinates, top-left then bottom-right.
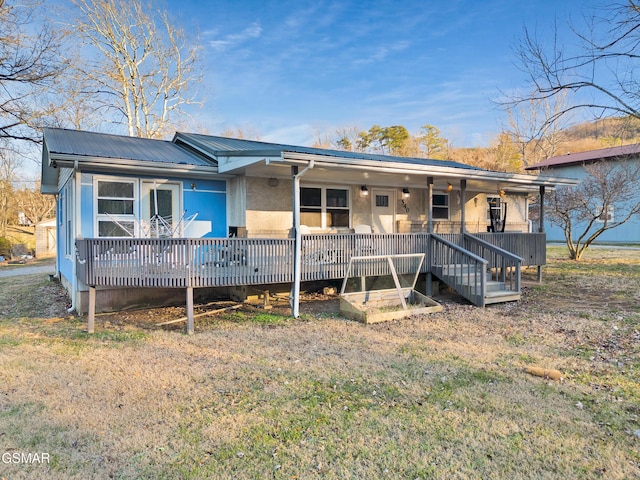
[[527, 144, 640, 244], [35, 218, 56, 258], [41, 128, 576, 326]]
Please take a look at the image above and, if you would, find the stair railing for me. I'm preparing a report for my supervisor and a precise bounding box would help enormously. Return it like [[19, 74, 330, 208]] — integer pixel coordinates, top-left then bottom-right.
[[462, 233, 522, 294], [430, 234, 488, 307]]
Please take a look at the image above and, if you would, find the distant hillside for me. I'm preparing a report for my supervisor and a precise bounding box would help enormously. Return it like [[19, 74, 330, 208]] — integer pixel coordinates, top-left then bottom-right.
[[561, 116, 640, 151]]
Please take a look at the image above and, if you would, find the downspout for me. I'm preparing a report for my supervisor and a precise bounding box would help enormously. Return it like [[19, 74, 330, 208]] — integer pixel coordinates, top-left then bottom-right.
[[291, 159, 314, 318], [68, 162, 79, 312]]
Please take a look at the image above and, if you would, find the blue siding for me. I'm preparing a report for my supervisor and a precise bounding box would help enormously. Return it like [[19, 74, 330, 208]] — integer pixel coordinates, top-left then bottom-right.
[[544, 160, 640, 244], [71, 172, 227, 240], [181, 179, 227, 238]]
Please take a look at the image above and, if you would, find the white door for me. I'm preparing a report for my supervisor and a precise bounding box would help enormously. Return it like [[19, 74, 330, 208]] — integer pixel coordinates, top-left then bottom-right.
[[141, 182, 181, 237], [372, 189, 395, 233]]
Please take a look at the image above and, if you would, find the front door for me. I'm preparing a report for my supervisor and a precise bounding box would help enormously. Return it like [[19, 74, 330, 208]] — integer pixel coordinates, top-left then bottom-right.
[[141, 182, 181, 237], [372, 189, 395, 233]]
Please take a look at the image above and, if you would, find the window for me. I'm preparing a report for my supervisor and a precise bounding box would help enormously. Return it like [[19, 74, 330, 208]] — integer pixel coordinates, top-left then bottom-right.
[[375, 195, 389, 207], [432, 193, 449, 220], [301, 186, 350, 228], [63, 183, 73, 257], [596, 205, 614, 223], [95, 179, 137, 237]]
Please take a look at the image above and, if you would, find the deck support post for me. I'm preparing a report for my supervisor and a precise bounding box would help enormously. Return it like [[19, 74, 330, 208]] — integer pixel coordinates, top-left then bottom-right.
[[186, 287, 194, 335], [88, 286, 96, 334]]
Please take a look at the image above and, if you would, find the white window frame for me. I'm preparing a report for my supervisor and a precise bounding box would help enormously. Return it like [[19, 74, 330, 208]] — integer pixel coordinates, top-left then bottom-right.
[[595, 204, 614, 223], [94, 176, 139, 237], [63, 182, 73, 258], [300, 185, 351, 230], [432, 193, 450, 220]]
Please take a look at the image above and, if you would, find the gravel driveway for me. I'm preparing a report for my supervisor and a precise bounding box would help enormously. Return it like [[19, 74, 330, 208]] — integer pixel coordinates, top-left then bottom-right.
[[0, 261, 56, 278]]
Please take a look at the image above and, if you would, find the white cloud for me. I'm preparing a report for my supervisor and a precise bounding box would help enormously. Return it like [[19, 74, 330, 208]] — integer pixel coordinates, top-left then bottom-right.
[[207, 22, 263, 52]]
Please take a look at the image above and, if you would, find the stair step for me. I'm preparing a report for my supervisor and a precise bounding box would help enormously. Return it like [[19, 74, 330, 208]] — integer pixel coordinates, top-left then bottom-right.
[[484, 290, 521, 304]]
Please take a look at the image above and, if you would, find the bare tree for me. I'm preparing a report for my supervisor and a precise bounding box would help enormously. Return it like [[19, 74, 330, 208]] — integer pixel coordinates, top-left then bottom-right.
[[0, 150, 19, 237], [547, 159, 640, 260], [505, 94, 569, 167], [69, 0, 203, 138], [512, 1, 640, 127], [0, 0, 66, 144]]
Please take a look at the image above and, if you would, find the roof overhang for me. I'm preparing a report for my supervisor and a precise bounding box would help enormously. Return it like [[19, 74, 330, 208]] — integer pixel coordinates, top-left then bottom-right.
[[217, 150, 579, 193], [41, 151, 226, 194]]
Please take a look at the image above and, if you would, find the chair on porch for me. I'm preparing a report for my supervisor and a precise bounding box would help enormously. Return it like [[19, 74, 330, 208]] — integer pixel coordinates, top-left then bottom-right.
[[354, 225, 375, 256]]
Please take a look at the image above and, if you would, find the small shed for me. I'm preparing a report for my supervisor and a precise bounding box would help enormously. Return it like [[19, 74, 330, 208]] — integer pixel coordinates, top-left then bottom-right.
[[35, 218, 57, 258]]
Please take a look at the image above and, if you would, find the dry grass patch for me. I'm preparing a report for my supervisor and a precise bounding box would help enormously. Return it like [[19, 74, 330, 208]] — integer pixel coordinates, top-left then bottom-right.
[[0, 248, 639, 479]]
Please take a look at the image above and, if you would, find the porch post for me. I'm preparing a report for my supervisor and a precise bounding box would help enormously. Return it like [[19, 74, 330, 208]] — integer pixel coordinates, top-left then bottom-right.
[[426, 177, 433, 233], [291, 166, 300, 317], [537, 185, 546, 282], [538, 185, 545, 233], [460, 179, 467, 234], [426, 177, 434, 295]]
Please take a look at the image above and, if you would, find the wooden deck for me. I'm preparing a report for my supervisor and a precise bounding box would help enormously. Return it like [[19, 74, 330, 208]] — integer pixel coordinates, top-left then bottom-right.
[[75, 232, 543, 332]]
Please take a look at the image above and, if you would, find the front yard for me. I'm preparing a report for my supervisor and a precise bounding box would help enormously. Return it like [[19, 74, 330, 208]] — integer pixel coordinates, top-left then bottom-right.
[[0, 247, 638, 479]]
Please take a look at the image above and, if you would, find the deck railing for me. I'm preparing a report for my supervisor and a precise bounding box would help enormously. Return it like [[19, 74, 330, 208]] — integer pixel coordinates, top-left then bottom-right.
[[76, 234, 432, 288], [76, 237, 295, 288], [76, 232, 537, 299], [300, 233, 430, 281]]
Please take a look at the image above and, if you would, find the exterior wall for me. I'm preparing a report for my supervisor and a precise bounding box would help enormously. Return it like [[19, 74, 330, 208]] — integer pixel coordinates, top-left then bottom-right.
[[78, 173, 227, 239], [542, 159, 640, 243], [245, 176, 293, 237], [398, 192, 529, 234], [243, 176, 530, 237], [59, 170, 227, 307]]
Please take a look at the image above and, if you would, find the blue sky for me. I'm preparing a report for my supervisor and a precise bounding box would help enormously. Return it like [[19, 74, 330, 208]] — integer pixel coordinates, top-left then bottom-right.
[[170, 0, 595, 147]]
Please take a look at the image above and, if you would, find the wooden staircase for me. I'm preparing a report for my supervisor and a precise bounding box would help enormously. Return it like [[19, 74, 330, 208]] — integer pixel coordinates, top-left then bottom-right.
[[430, 234, 522, 307], [433, 264, 521, 305]]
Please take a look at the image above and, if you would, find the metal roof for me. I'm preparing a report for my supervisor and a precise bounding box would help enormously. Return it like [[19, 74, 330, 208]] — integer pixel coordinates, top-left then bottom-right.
[[526, 143, 640, 170], [44, 128, 214, 167], [173, 133, 484, 171]]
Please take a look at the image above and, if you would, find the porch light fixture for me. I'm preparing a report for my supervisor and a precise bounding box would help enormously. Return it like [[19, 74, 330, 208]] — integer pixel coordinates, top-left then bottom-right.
[[499, 189, 506, 198], [360, 185, 369, 197], [443, 183, 453, 193], [402, 188, 410, 198]]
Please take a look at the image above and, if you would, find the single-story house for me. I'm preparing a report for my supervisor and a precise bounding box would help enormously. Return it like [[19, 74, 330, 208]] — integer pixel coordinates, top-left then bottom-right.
[[41, 128, 577, 333], [526, 144, 640, 244]]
